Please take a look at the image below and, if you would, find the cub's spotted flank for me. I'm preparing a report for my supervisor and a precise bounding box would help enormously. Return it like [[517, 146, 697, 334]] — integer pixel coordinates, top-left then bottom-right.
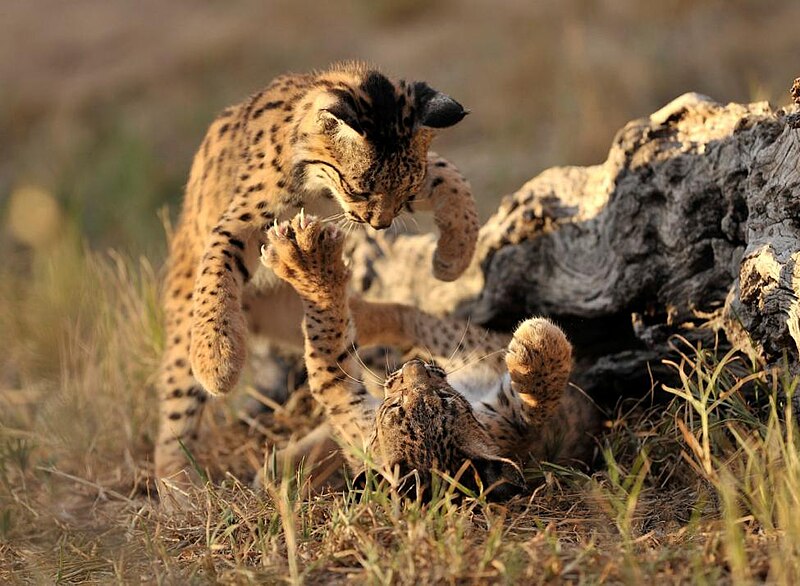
[[156, 63, 480, 482], [262, 213, 598, 500]]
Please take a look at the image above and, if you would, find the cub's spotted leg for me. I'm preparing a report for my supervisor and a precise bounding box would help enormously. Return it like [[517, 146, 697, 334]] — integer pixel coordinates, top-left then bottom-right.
[[407, 152, 480, 281], [155, 228, 209, 483], [505, 319, 572, 424], [189, 202, 274, 397], [475, 318, 573, 454], [349, 298, 509, 375], [262, 214, 379, 468]]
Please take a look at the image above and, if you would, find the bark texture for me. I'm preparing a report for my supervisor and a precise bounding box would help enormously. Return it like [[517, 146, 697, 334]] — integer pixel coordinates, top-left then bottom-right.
[[351, 91, 800, 396]]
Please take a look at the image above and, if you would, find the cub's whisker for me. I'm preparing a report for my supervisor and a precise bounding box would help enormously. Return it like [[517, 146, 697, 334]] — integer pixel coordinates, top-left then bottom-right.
[[447, 316, 472, 365], [445, 349, 507, 377], [384, 351, 397, 377], [397, 215, 410, 234], [419, 344, 436, 367], [335, 362, 373, 388], [446, 326, 503, 373], [322, 212, 347, 223], [403, 213, 420, 232], [345, 219, 361, 238], [348, 345, 385, 386], [408, 195, 434, 205]]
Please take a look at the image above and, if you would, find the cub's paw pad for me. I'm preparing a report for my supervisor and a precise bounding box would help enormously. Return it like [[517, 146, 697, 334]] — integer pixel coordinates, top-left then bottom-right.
[[506, 318, 572, 390], [261, 213, 347, 292]]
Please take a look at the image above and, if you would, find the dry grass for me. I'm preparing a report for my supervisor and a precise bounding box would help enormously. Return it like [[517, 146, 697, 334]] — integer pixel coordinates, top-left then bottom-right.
[[3, 0, 800, 247], [1, 230, 800, 584]]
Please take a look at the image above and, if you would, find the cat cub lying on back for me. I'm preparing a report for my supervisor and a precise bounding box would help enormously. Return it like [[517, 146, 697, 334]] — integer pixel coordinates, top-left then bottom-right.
[[262, 213, 597, 500]]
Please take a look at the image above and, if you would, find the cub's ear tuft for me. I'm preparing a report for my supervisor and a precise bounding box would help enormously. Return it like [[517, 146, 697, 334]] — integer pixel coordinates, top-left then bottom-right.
[[414, 82, 468, 129]]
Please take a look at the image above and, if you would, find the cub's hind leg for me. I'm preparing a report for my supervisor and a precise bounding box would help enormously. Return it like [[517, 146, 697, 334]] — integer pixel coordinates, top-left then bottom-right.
[[502, 319, 598, 464], [156, 232, 305, 483], [350, 299, 510, 375]]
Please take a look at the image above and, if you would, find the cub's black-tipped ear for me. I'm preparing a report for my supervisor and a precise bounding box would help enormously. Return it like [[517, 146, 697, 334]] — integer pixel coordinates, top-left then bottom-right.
[[414, 82, 468, 128], [465, 457, 526, 502]]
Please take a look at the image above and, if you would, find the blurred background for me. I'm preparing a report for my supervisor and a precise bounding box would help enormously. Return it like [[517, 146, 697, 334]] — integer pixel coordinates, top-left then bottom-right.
[[2, 0, 799, 258]]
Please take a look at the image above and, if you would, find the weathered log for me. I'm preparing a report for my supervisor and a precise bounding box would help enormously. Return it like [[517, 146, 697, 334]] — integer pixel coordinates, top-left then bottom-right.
[[351, 90, 800, 397]]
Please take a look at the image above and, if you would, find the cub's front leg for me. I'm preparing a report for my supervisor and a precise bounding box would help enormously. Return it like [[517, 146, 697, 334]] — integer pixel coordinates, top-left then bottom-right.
[[189, 203, 272, 397], [261, 213, 379, 467], [409, 152, 480, 282], [505, 318, 572, 426], [474, 318, 573, 457], [503, 319, 601, 465]]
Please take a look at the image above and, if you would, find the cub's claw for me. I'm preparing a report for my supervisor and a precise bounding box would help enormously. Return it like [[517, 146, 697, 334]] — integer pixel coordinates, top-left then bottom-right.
[[262, 213, 348, 300]]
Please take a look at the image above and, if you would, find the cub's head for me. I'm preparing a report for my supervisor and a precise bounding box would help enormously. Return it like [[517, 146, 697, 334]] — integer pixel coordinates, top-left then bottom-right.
[[295, 67, 467, 230], [368, 359, 525, 501]]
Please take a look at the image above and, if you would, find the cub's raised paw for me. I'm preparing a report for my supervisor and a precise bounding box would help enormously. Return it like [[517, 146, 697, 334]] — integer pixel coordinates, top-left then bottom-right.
[[261, 212, 348, 300], [505, 318, 572, 420]]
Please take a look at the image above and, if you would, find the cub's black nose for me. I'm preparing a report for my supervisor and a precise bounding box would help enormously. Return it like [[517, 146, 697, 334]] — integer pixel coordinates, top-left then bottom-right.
[[400, 359, 430, 382]]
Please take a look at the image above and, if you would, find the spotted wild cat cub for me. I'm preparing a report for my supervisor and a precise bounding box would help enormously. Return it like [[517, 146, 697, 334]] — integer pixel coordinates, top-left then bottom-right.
[[156, 62, 480, 481], [262, 213, 598, 500]]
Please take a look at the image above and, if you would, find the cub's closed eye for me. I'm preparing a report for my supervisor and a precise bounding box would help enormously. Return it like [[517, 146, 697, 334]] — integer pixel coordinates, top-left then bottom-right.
[[428, 365, 446, 377]]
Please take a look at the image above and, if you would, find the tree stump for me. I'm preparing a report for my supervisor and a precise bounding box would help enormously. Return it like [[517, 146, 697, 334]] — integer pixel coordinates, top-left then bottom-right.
[[352, 88, 800, 398]]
